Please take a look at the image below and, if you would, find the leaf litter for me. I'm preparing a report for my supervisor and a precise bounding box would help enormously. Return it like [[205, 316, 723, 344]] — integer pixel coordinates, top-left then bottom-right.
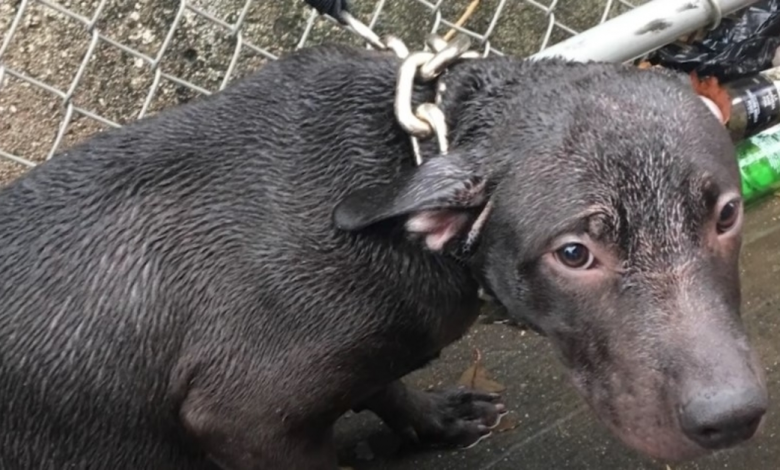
[[457, 348, 519, 433]]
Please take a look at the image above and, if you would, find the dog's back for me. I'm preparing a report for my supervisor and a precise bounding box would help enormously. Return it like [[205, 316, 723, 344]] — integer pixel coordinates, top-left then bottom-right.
[[0, 44, 479, 468], [0, 75, 248, 469]]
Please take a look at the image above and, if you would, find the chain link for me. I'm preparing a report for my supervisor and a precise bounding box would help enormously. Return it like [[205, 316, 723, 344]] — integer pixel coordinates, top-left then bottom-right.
[[341, 11, 480, 165]]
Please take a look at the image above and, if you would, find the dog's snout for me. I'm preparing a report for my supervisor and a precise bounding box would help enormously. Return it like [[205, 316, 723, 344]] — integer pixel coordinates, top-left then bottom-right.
[[679, 386, 768, 450]]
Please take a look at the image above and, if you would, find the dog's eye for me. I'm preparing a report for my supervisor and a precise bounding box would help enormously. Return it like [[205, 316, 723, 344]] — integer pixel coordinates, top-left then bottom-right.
[[555, 243, 594, 269], [717, 200, 740, 233]]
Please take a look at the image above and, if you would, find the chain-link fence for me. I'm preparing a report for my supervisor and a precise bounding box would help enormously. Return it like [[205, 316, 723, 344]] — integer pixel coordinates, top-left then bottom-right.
[[0, 0, 650, 182], [0, 0, 763, 184]]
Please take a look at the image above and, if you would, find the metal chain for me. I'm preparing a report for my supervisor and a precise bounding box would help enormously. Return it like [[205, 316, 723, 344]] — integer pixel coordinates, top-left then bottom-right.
[[340, 11, 480, 165]]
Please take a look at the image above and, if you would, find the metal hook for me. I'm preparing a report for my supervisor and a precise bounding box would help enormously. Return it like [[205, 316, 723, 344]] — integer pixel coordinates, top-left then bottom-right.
[[415, 103, 449, 155], [395, 51, 437, 138], [419, 34, 473, 81], [384, 35, 410, 59], [341, 11, 388, 51]]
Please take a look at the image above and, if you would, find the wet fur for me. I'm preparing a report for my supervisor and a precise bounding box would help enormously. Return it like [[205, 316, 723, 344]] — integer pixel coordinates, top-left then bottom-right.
[[0, 43, 764, 468]]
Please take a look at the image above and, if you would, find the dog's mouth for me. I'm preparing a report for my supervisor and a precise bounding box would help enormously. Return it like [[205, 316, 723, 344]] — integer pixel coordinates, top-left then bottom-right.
[[566, 371, 712, 462], [566, 368, 767, 463]]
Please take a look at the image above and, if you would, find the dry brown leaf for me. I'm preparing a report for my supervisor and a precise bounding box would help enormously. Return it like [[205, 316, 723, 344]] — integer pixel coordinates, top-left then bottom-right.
[[457, 348, 506, 393], [634, 59, 668, 71], [689, 72, 732, 124], [636, 59, 654, 70], [493, 413, 520, 433]]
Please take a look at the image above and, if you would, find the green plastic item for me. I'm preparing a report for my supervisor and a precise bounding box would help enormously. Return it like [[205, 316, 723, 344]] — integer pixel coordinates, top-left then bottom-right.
[[736, 124, 780, 205]]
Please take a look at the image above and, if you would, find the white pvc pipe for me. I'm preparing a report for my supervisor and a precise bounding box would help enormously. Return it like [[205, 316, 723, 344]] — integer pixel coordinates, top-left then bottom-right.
[[531, 0, 762, 63]]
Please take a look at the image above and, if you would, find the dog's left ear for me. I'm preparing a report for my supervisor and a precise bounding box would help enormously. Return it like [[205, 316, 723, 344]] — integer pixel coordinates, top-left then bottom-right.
[[332, 154, 488, 251]]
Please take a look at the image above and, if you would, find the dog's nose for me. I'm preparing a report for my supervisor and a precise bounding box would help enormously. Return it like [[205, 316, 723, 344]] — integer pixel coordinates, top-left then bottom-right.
[[680, 386, 768, 450]]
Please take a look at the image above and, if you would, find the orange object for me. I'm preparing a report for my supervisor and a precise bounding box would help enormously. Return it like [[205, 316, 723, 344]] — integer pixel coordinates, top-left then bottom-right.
[[689, 72, 732, 125]]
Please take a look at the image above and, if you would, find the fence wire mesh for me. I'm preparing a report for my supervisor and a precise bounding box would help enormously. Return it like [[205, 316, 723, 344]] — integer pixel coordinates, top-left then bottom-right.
[[0, 0, 646, 181]]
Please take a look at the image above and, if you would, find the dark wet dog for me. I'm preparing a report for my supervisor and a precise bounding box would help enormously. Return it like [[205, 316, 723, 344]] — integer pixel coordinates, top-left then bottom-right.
[[0, 43, 767, 469]]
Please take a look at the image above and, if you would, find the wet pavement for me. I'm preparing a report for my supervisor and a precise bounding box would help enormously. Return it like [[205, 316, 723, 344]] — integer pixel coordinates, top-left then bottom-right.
[[334, 197, 780, 470]]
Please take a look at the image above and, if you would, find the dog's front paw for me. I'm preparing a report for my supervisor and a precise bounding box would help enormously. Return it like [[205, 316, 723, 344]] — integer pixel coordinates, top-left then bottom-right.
[[413, 386, 507, 449]]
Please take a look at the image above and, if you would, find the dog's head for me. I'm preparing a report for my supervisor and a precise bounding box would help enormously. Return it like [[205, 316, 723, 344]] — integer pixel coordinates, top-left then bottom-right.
[[333, 59, 767, 462]]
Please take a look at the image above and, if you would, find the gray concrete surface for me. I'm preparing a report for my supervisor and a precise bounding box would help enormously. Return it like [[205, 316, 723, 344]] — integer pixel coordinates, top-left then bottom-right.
[[2, 1, 778, 470]]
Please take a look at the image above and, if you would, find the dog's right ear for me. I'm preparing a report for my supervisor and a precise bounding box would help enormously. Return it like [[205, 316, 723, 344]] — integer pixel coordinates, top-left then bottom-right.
[[332, 154, 488, 251]]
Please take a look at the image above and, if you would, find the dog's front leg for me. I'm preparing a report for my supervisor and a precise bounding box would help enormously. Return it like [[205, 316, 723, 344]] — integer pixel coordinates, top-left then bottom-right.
[[356, 380, 506, 449]]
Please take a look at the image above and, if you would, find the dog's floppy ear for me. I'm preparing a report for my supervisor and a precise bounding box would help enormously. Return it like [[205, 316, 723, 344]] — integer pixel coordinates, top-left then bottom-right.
[[332, 154, 488, 251]]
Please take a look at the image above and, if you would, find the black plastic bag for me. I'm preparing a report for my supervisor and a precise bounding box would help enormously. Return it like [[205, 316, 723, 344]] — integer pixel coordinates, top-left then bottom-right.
[[646, 0, 780, 81], [301, 0, 351, 23]]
